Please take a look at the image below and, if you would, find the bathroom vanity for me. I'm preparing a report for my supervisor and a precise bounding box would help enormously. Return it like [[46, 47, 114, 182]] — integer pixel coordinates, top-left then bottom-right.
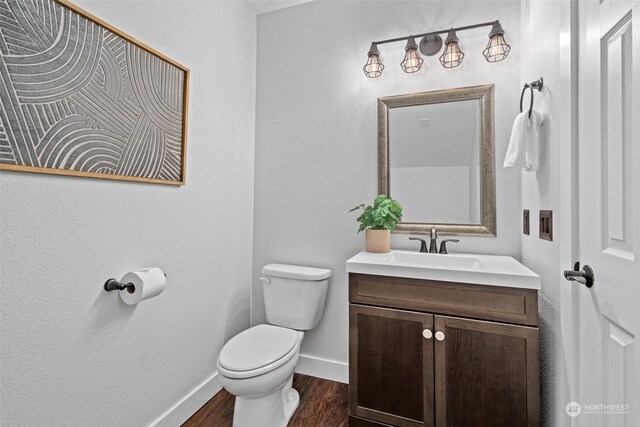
[[346, 250, 541, 427]]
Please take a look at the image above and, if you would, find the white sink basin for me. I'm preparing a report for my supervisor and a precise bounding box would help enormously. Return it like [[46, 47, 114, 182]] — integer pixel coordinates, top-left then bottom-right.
[[346, 250, 540, 290], [389, 250, 485, 270]]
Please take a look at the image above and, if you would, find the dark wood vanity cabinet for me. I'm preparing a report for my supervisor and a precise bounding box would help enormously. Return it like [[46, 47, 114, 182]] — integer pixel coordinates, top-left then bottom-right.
[[349, 273, 539, 427], [350, 304, 434, 426]]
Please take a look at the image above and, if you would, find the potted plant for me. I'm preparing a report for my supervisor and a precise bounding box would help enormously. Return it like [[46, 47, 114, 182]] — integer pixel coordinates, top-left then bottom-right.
[[350, 194, 403, 253]]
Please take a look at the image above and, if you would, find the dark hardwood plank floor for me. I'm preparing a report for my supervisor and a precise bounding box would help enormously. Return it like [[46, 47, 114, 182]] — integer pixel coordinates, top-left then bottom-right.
[[182, 374, 349, 427]]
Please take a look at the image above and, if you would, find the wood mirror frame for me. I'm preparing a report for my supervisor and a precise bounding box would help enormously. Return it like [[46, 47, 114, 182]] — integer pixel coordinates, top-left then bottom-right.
[[378, 84, 496, 236]]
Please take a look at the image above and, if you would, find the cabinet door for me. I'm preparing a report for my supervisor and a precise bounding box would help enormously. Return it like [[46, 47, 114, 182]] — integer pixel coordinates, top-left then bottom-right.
[[434, 316, 539, 427], [350, 304, 434, 427]]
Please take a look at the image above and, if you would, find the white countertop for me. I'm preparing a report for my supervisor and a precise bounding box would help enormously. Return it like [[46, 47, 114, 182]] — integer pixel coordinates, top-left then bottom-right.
[[346, 250, 541, 290]]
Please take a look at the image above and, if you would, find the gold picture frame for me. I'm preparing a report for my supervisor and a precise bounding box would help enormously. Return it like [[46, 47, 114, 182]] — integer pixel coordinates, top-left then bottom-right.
[[0, 0, 190, 185]]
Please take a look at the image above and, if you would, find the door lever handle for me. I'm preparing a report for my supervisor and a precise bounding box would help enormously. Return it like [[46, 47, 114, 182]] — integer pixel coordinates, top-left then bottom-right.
[[564, 263, 594, 288]]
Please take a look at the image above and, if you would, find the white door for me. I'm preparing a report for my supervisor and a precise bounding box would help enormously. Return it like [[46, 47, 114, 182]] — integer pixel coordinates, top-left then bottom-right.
[[572, 0, 640, 425]]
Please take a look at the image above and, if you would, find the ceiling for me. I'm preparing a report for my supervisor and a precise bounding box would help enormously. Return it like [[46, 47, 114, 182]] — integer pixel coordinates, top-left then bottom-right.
[[247, 0, 314, 15]]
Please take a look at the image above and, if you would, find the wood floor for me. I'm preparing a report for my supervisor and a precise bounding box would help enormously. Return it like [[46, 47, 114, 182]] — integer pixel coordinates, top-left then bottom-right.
[[182, 374, 349, 427]]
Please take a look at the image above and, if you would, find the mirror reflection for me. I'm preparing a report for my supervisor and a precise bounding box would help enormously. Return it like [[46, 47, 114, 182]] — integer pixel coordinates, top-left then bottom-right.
[[389, 100, 481, 224]]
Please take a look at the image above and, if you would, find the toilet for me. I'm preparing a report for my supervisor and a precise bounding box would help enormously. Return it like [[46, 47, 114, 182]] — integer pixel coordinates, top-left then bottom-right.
[[216, 263, 332, 427]]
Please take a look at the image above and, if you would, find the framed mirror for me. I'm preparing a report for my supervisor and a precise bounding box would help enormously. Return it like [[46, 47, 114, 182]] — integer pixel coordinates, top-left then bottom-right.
[[378, 84, 496, 236]]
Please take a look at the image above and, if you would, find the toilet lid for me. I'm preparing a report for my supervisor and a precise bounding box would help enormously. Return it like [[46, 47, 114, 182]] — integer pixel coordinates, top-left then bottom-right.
[[218, 324, 299, 373]]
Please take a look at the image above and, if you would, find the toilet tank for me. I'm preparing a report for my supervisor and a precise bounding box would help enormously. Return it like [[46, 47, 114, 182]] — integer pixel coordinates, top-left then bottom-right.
[[261, 264, 331, 330]]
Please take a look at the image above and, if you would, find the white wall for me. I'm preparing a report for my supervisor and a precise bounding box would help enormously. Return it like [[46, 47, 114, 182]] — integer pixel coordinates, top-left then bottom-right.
[[0, 1, 256, 426], [253, 0, 522, 370], [519, 0, 574, 425]]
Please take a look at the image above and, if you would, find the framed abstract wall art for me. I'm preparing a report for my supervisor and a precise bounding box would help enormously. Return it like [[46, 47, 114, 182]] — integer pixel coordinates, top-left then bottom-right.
[[0, 0, 190, 185]]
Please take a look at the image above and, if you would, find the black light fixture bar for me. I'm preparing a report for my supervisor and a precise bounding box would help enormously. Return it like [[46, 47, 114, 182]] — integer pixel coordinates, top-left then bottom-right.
[[363, 20, 511, 78], [373, 21, 498, 46]]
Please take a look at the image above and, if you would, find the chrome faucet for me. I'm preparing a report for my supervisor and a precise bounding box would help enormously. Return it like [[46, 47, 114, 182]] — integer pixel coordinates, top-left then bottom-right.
[[409, 227, 460, 254]]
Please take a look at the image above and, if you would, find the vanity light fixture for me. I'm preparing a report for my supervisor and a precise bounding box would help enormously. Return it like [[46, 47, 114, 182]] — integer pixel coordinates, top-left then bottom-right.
[[400, 36, 424, 73], [439, 29, 464, 68], [483, 21, 511, 62], [363, 20, 511, 78], [363, 42, 385, 78]]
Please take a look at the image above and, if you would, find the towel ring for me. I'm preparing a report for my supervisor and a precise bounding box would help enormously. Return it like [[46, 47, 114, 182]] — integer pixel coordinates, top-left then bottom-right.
[[520, 77, 543, 118]]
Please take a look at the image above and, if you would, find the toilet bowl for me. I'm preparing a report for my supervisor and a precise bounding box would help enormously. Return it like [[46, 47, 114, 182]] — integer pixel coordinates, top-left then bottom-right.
[[216, 264, 331, 427], [217, 325, 304, 427]]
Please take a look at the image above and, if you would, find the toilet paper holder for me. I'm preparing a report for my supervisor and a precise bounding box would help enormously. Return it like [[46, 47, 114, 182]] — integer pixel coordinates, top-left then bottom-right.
[[104, 278, 135, 293], [103, 273, 167, 293]]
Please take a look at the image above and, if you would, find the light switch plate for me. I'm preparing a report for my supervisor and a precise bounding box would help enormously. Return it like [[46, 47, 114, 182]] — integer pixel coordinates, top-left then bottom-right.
[[539, 210, 553, 241], [523, 210, 530, 235]]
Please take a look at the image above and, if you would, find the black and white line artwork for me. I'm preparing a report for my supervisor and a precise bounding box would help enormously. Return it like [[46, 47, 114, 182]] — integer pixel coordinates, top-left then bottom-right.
[[0, 0, 189, 184]]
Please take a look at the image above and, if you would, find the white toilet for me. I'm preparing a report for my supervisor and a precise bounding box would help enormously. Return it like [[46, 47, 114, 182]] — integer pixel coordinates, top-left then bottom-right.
[[216, 263, 331, 427]]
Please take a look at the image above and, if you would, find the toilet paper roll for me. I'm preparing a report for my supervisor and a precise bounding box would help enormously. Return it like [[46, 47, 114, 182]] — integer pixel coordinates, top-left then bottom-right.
[[119, 267, 166, 305]]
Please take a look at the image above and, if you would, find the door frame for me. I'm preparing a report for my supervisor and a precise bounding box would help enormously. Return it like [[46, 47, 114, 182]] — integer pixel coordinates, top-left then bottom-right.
[[558, 0, 580, 426]]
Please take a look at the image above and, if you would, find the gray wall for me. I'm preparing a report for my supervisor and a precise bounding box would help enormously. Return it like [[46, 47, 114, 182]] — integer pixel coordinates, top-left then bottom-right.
[[0, 1, 256, 425], [253, 0, 522, 365]]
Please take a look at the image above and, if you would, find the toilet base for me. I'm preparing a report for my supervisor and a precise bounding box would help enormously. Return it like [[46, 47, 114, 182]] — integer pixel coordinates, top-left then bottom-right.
[[232, 374, 299, 427]]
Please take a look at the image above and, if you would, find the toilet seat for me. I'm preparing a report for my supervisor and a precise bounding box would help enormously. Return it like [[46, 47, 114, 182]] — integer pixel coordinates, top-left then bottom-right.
[[217, 324, 300, 379]]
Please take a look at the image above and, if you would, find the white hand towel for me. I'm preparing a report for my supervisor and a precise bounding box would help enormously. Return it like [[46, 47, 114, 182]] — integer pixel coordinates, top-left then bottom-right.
[[503, 110, 544, 171]]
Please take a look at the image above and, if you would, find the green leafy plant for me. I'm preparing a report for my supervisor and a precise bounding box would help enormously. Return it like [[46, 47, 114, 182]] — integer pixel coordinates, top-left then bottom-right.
[[350, 194, 403, 233]]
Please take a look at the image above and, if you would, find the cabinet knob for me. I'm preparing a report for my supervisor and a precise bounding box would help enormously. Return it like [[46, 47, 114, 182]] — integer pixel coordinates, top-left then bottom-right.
[[422, 329, 433, 339], [435, 331, 445, 341]]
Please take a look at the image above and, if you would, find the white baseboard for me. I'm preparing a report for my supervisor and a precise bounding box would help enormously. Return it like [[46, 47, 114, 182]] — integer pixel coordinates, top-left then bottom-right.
[[149, 371, 222, 427], [295, 354, 349, 384]]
